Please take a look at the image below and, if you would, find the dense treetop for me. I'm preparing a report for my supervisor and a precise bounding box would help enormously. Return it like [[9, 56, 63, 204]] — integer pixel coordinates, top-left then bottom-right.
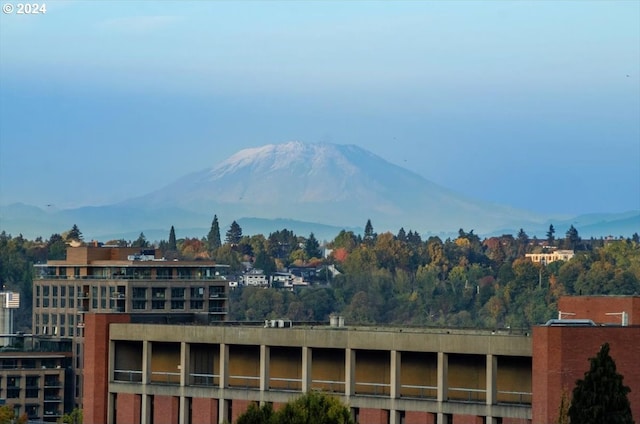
[[1, 220, 639, 332]]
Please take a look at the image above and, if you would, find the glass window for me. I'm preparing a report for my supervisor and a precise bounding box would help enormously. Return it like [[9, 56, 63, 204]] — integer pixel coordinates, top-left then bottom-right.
[[171, 288, 184, 299], [152, 288, 166, 299], [132, 287, 147, 298], [151, 300, 165, 310], [190, 287, 204, 299]]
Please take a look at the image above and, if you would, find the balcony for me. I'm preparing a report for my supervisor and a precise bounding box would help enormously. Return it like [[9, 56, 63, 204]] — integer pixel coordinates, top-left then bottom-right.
[[113, 369, 143, 383]]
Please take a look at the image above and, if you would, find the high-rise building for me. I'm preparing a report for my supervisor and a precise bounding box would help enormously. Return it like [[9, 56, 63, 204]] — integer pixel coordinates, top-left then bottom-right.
[[33, 244, 230, 408]]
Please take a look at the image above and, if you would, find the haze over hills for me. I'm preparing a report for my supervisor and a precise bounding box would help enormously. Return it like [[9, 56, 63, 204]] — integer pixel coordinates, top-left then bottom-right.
[[1, 142, 638, 241]]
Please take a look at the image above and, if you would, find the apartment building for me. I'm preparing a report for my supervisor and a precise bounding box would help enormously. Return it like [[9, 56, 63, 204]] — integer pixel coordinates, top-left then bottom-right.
[[32, 244, 230, 408], [0, 337, 71, 422]]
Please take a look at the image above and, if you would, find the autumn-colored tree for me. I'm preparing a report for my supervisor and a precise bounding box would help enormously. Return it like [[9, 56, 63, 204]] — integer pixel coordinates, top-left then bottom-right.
[[0, 405, 27, 424]]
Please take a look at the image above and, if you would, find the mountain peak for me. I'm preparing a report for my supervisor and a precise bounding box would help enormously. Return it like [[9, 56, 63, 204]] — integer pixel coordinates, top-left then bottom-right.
[[122, 141, 545, 232], [209, 141, 359, 179]]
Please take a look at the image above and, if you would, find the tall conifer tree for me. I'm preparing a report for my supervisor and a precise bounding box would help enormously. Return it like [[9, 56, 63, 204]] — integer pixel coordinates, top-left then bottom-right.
[[207, 215, 222, 254], [168, 226, 177, 251], [568, 342, 633, 424]]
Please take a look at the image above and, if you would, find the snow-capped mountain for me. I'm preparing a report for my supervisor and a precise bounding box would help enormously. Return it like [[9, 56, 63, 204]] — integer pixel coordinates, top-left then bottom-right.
[[122, 141, 543, 233], [3, 141, 638, 240]]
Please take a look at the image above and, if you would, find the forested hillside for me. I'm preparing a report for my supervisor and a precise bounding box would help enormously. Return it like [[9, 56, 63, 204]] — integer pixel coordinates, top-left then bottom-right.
[[1, 221, 639, 332]]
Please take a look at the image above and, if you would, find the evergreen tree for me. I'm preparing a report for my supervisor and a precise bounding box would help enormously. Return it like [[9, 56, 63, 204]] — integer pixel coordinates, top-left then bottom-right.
[[546, 224, 556, 246], [304, 232, 322, 259], [516, 228, 529, 257], [225, 220, 243, 245], [207, 215, 222, 254], [568, 342, 633, 424], [397, 227, 407, 242], [131, 232, 148, 248], [253, 249, 277, 276], [168, 226, 177, 251], [67, 224, 83, 241], [363, 219, 376, 245], [565, 225, 581, 250]]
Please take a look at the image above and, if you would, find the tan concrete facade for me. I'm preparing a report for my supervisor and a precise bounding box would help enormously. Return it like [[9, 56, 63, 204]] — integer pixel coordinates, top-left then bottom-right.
[[93, 321, 533, 424]]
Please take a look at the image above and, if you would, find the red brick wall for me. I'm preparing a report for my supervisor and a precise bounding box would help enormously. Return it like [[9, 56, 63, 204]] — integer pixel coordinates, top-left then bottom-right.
[[153, 395, 179, 424], [231, 399, 252, 423], [453, 415, 483, 424], [272, 401, 286, 412], [532, 325, 640, 424], [83, 313, 132, 424], [358, 408, 388, 424], [192, 398, 217, 424], [558, 296, 639, 325], [116, 393, 141, 424], [405, 411, 435, 424], [502, 419, 531, 424]]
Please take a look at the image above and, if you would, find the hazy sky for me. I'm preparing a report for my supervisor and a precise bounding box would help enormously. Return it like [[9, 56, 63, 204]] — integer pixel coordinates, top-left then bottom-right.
[[1, 1, 639, 216]]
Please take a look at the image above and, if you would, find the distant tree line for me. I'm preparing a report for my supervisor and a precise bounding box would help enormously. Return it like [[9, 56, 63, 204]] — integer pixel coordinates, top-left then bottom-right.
[[0, 218, 638, 332]]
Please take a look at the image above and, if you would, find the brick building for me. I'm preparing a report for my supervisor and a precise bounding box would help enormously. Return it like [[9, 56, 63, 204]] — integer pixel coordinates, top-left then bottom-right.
[[80, 295, 639, 424]]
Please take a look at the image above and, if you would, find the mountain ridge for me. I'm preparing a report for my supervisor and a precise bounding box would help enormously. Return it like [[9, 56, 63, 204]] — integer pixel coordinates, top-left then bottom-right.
[[1, 142, 638, 240]]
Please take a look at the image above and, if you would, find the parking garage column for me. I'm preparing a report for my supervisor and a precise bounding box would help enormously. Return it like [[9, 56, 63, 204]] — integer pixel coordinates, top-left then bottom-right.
[[345, 348, 355, 397], [485, 354, 498, 424], [390, 350, 401, 399], [437, 351, 449, 424], [219, 343, 229, 424], [390, 350, 402, 424], [302, 346, 312, 393], [219, 343, 229, 389], [179, 342, 190, 424], [260, 344, 270, 392]]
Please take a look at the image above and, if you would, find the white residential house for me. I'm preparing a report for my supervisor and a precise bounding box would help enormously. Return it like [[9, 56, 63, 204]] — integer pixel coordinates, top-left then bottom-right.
[[243, 269, 269, 287]]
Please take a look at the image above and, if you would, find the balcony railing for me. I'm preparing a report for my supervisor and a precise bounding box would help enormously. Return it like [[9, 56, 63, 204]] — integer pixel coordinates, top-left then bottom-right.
[[113, 369, 143, 383], [310, 379, 345, 393], [269, 377, 302, 392], [189, 373, 219, 386], [400, 384, 438, 399], [150, 371, 180, 385], [448, 387, 486, 403], [355, 381, 390, 396], [497, 390, 532, 405]]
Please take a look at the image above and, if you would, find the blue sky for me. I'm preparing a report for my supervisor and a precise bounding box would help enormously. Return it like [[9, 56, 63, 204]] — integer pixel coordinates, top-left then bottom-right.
[[1, 1, 639, 215]]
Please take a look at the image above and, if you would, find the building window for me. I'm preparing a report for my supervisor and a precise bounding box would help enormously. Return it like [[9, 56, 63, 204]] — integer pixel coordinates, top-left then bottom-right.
[[132, 301, 147, 310], [171, 301, 185, 310], [25, 404, 39, 419], [132, 287, 147, 299], [171, 288, 185, 299], [190, 287, 204, 299], [152, 288, 166, 299], [190, 300, 204, 310], [151, 300, 166, 310], [209, 285, 225, 298]]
